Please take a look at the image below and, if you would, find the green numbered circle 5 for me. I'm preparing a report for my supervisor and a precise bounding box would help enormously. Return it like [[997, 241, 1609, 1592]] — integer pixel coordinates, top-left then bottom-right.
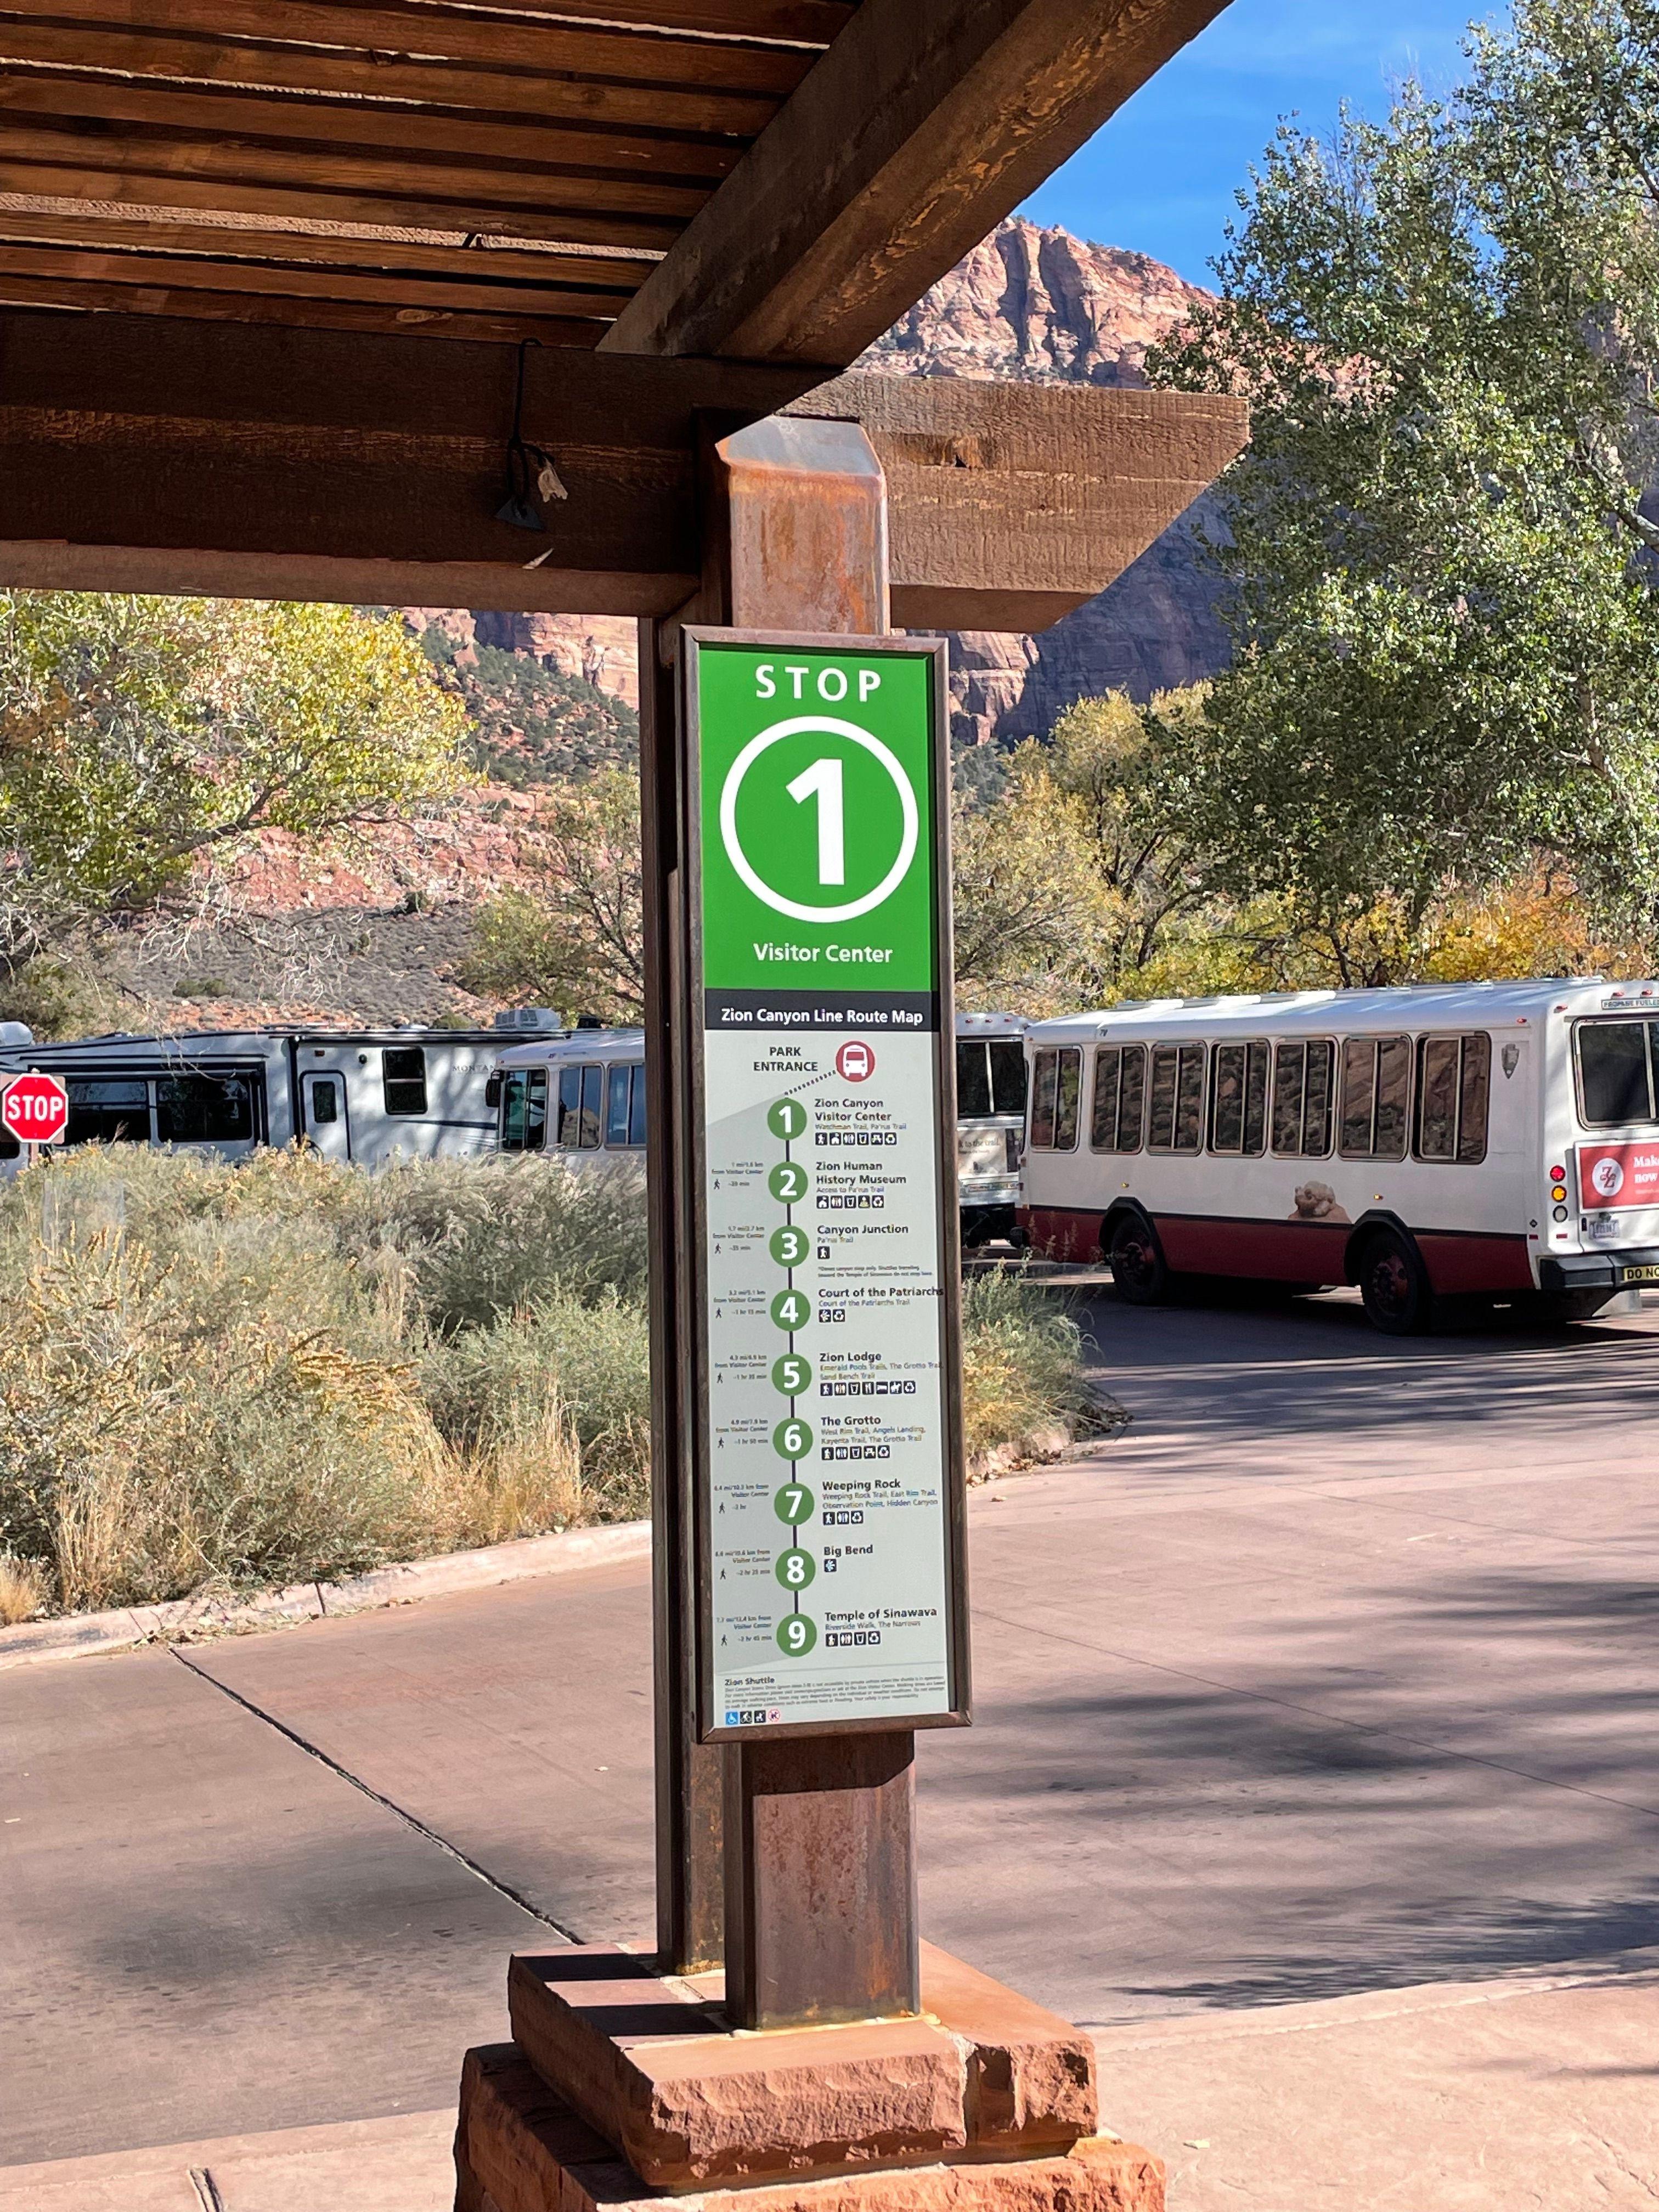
[[775, 1547, 816, 1591], [769, 1224, 810, 1267], [772, 1417, 812, 1461], [772, 1352, 811, 1395], [767, 1098, 808, 1141], [774, 1480, 815, 1524], [768, 1160, 809, 1203], [776, 1611, 818, 1655], [770, 1288, 810, 1330]]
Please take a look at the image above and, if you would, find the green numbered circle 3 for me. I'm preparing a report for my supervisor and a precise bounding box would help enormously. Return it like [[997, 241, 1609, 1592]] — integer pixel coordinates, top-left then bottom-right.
[[770, 1288, 810, 1330], [767, 1098, 808, 1141], [768, 1160, 809, 1203], [776, 1611, 817, 1655], [772, 1417, 812, 1461], [774, 1479, 815, 1525], [775, 1547, 816, 1592], [769, 1223, 810, 1267], [772, 1352, 811, 1396]]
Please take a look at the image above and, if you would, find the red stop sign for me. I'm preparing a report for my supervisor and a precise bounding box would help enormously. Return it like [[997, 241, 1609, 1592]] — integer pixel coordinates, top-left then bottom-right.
[[3, 1073, 70, 1144]]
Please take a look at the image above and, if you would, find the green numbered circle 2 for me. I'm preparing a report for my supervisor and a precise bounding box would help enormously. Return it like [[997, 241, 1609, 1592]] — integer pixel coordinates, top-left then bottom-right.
[[772, 1352, 811, 1396], [772, 1417, 812, 1461], [770, 1287, 810, 1330], [769, 1223, 809, 1267], [776, 1547, 816, 1592], [767, 1098, 808, 1141], [774, 1480, 815, 1525], [776, 1611, 817, 1656], [768, 1160, 809, 1203]]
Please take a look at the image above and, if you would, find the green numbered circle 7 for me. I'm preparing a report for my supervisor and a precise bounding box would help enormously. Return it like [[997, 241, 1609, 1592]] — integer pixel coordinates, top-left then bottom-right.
[[769, 1224, 809, 1267], [772, 1417, 811, 1462], [770, 1288, 810, 1330], [769, 1160, 809, 1203], [776, 1611, 817, 1656], [772, 1352, 811, 1396], [774, 1480, 815, 1525], [775, 1547, 816, 1591], [767, 1098, 808, 1141]]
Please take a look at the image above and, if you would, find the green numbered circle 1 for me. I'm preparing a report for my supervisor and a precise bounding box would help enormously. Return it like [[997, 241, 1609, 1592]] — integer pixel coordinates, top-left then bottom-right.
[[769, 1160, 809, 1203], [770, 1287, 810, 1330], [768, 1098, 808, 1141], [775, 1547, 816, 1592], [776, 1612, 818, 1656], [769, 1223, 810, 1267], [772, 1352, 811, 1396], [772, 1417, 812, 1462], [774, 1480, 815, 1525]]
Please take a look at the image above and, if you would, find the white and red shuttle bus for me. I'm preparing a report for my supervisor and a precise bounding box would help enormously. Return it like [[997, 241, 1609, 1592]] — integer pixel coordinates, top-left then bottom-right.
[[1018, 979, 1659, 1333]]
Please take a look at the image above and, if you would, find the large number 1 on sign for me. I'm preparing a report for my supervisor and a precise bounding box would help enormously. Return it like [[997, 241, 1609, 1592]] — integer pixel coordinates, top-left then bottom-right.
[[787, 757, 845, 887]]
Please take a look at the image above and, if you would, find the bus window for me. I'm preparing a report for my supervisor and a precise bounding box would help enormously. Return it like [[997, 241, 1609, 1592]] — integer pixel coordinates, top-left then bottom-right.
[[956, 1042, 992, 1118], [628, 1064, 647, 1146], [1415, 1035, 1490, 1163], [66, 1078, 150, 1146], [156, 1073, 254, 1144], [1272, 1040, 1335, 1157], [606, 1062, 647, 1148], [1340, 1037, 1410, 1159], [500, 1068, 547, 1152], [557, 1064, 603, 1149], [1029, 1047, 1081, 1149], [989, 1041, 1026, 1116], [1209, 1042, 1268, 1155], [1091, 1045, 1146, 1152], [1148, 1043, 1204, 1153], [383, 1046, 427, 1116], [1577, 1022, 1656, 1125]]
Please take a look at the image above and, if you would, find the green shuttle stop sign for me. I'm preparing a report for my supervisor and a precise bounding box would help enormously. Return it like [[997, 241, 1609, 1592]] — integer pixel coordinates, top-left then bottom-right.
[[682, 631, 968, 1743]]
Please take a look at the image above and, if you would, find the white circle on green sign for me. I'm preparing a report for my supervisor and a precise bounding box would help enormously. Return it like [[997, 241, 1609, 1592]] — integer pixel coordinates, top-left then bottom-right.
[[719, 715, 919, 924]]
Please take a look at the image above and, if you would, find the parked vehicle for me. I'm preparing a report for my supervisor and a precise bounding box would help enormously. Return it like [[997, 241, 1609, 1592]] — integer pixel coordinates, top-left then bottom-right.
[[493, 1026, 647, 1165], [954, 1012, 1029, 1246], [1018, 979, 1659, 1332]]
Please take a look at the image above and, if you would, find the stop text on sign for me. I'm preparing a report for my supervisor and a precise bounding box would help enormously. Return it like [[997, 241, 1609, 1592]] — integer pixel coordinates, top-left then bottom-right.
[[2, 1073, 70, 1144]]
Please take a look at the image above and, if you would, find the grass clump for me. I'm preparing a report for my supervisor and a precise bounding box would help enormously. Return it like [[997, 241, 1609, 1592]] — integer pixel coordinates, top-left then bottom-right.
[[960, 1268, 1118, 1468]]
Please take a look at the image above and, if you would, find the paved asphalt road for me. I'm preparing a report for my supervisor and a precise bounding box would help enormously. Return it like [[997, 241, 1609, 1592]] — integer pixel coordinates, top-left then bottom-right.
[[7, 1287, 1659, 2164]]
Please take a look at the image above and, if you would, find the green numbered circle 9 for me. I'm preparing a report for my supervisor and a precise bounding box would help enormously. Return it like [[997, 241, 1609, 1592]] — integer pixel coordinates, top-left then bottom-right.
[[776, 1611, 817, 1656], [767, 1098, 808, 1141], [774, 1479, 815, 1524], [772, 1352, 811, 1396], [776, 1547, 816, 1591], [769, 1224, 810, 1267], [772, 1417, 812, 1461], [770, 1288, 810, 1330], [768, 1160, 809, 1203]]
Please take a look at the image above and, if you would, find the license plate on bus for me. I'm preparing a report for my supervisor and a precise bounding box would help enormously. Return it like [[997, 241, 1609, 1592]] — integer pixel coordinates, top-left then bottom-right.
[[1618, 1263, 1659, 1284]]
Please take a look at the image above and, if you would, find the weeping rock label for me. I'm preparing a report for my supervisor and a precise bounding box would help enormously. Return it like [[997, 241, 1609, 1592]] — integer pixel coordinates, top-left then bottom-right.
[[686, 634, 967, 1737]]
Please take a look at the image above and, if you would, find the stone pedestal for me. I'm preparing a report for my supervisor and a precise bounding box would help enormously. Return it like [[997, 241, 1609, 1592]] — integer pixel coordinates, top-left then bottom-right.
[[453, 1944, 1163, 2212]]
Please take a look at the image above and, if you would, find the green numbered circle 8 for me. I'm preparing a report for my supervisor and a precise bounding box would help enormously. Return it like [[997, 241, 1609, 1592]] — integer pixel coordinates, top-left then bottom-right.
[[774, 1479, 815, 1524], [775, 1547, 816, 1591], [767, 1098, 808, 1141], [768, 1160, 809, 1203], [776, 1611, 817, 1656], [769, 1224, 810, 1267], [772, 1352, 811, 1396], [772, 1417, 812, 1461], [770, 1287, 810, 1330]]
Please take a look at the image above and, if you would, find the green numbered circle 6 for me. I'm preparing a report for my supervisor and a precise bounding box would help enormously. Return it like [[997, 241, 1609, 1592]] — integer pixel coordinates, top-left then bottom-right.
[[769, 1223, 810, 1267], [776, 1611, 818, 1656], [767, 1098, 808, 1141], [772, 1352, 811, 1396], [772, 1417, 812, 1461], [768, 1160, 809, 1203], [774, 1480, 815, 1525], [770, 1288, 810, 1330]]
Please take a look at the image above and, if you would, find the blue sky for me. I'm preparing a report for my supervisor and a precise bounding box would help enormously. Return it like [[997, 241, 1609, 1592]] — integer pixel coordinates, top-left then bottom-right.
[[1019, 1, 1500, 285]]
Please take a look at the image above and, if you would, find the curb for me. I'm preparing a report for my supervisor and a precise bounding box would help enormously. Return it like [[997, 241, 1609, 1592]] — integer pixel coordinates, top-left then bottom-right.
[[0, 1519, 652, 1672]]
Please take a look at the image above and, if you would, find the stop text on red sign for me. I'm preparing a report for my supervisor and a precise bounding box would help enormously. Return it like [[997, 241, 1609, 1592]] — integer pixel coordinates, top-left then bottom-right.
[[1577, 1141, 1659, 1211], [2, 1073, 70, 1145]]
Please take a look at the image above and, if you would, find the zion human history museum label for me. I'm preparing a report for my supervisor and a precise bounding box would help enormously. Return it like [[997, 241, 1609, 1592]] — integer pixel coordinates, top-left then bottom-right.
[[684, 631, 967, 1739]]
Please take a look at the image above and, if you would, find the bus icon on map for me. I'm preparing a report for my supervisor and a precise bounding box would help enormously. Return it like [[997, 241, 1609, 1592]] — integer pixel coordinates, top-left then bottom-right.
[[836, 1040, 876, 1082]]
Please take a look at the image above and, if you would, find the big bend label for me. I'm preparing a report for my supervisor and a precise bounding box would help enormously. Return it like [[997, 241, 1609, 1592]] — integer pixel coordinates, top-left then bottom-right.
[[682, 632, 968, 1740]]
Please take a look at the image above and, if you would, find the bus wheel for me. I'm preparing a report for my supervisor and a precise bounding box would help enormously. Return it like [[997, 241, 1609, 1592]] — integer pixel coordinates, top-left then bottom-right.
[[1108, 1214, 1170, 1305], [1357, 1229, 1432, 1335]]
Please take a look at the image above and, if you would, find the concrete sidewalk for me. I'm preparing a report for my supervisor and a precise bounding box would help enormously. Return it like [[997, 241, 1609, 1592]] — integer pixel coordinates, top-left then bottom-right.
[[9, 1957, 1655, 2209]]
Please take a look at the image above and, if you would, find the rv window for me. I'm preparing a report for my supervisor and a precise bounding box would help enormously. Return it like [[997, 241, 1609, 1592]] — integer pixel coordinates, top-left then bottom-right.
[[956, 1042, 992, 1119], [66, 1078, 150, 1147], [500, 1068, 547, 1152], [557, 1064, 603, 1149], [1271, 1041, 1336, 1158], [1414, 1035, 1490, 1163], [156, 1073, 255, 1144], [1028, 1047, 1081, 1150], [1339, 1036, 1410, 1159], [1209, 1042, 1269, 1156], [309, 1079, 339, 1126], [989, 1041, 1027, 1116], [1577, 1022, 1656, 1126], [383, 1046, 427, 1116], [1147, 1044, 1205, 1153], [1090, 1045, 1146, 1153]]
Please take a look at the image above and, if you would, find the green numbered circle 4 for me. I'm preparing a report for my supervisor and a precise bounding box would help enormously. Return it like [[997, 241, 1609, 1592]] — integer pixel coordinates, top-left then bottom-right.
[[767, 1098, 808, 1141], [769, 1160, 809, 1203], [770, 1288, 810, 1330], [774, 1479, 815, 1525], [772, 1417, 812, 1461], [772, 1352, 811, 1396], [776, 1547, 816, 1592], [776, 1611, 818, 1656], [769, 1223, 810, 1266]]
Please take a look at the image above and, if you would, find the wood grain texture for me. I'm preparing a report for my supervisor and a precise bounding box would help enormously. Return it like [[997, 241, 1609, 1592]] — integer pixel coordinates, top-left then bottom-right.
[[0, 267, 606, 338]]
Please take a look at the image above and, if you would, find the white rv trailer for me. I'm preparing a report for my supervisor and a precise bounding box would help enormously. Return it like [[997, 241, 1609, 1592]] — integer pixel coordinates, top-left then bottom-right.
[[1019, 979, 1659, 1333], [954, 1011, 1029, 1245], [0, 1013, 566, 1170]]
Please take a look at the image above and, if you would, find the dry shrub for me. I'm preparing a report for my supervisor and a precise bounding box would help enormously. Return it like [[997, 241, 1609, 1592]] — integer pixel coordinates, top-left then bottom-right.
[[960, 1268, 1109, 1464], [0, 1550, 48, 1623]]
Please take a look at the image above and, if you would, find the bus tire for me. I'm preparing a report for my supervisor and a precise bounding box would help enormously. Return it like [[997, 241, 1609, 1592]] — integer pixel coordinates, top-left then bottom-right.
[[1356, 1227, 1433, 1335], [1108, 1212, 1171, 1306]]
